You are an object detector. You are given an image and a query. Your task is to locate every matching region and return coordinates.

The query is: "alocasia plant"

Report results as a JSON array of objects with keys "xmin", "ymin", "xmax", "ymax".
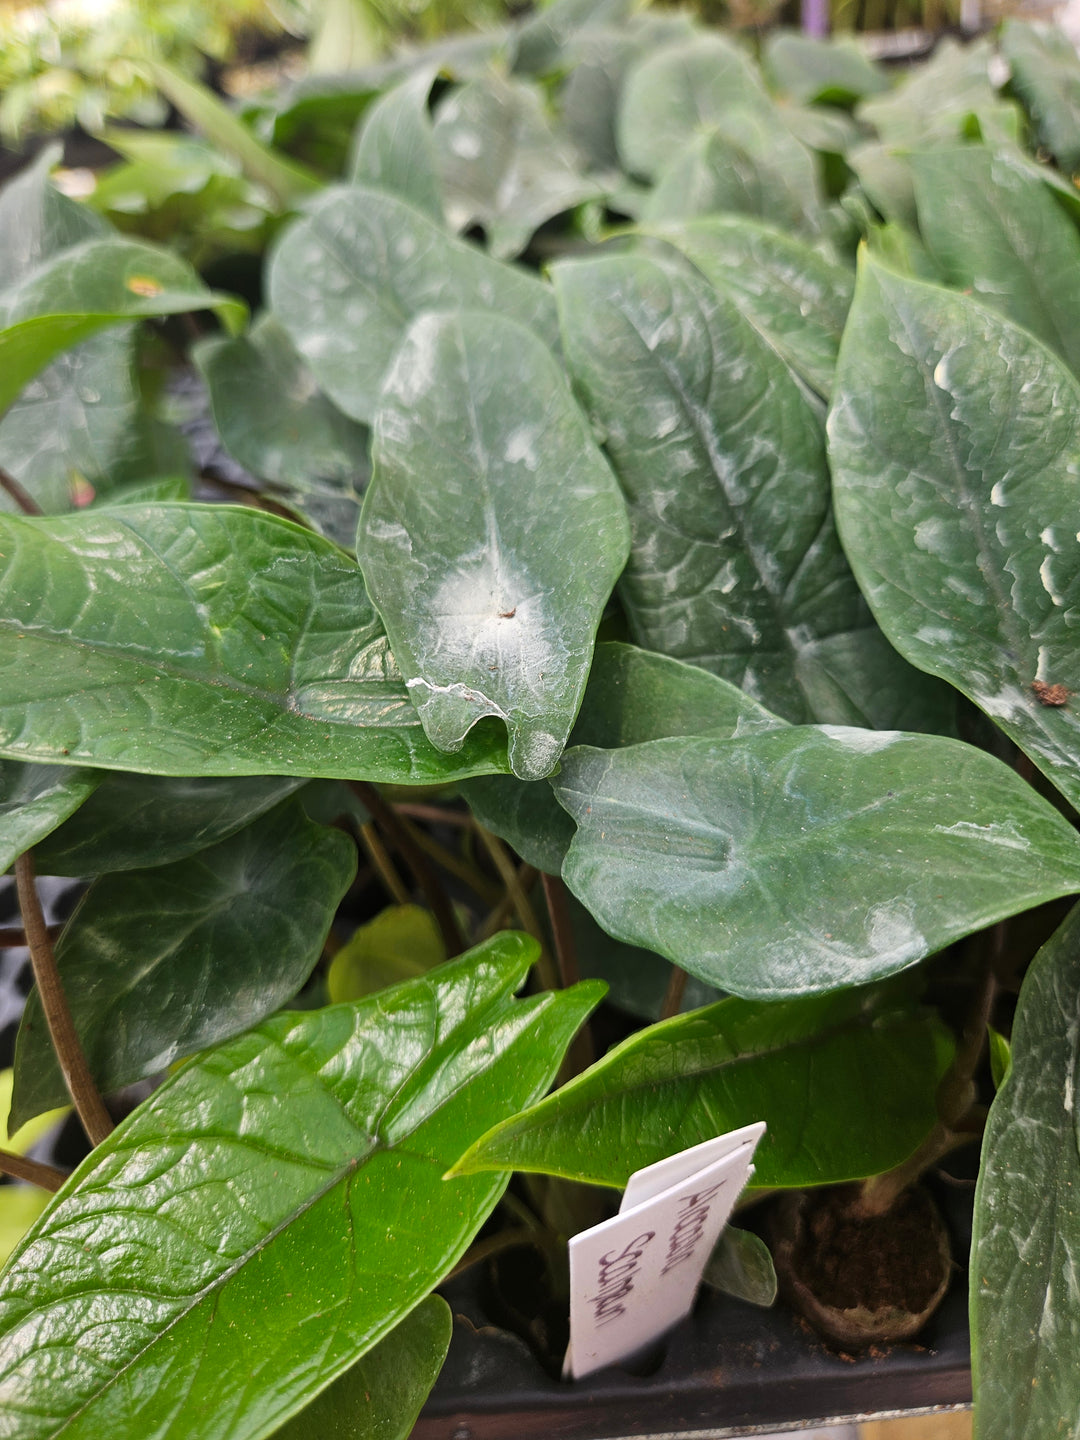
[{"xmin": 1, "ymin": 10, "xmax": 1080, "ymax": 1438}]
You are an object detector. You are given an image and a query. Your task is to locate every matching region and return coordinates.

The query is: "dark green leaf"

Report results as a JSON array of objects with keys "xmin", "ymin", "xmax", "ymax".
[
  {"xmin": 0, "ymin": 936, "xmax": 602, "ymax": 1440},
  {"xmin": 455, "ymin": 981, "xmax": 955, "ymax": 1187},
  {"xmin": 971, "ymin": 901, "xmax": 1080, "ymax": 1440},
  {"xmin": 642, "ymin": 109, "xmax": 825, "ymax": 237},
  {"xmin": 0, "ymin": 236, "xmax": 245, "ymax": 416},
  {"xmin": 512, "ymin": 0, "xmax": 636, "ymax": 74},
  {"xmin": 704, "ymin": 1227, "xmax": 778, "ymax": 1308},
  {"xmin": 0, "ymin": 504, "xmax": 509, "ymax": 782},
  {"xmin": 0, "ymin": 760, "xmax": 99, "ymax": 872},
  {"xmin": 1001, "ymin": 19, "xmax": 1080, "ymax": 176},
  {"xmin": 194, "ymin": 315, "xmax": 371, "ymax": 494},
  {"xmin": 461, "ymin": 772, "xmax": 574, "ymax": 876},
  {"xmin": 34, "ymin": 773, "xmax": 306, "ymax": 875},
  {"xmin": 348, "ymin": 66, "xmax": 442, "ymax": 220},
  {"xmin": 644, "ymin": 214, "xmax": 853, "ymax": 398},
  {"xmin": 432, "ymin": 74, "xmax": 598, "ymax": 259},
  {"xmin": 554, "ymin": 250, "xmax": 951, "ymax": 730},
  {"xmin": 857, "ymin": 37, "xmax": 1016, "ymax": 148},
  {"xmin": 828, "ymin": 256, "xmax": 1080, "ymax": 810},
  {"xmin": 912, "ymin": 145, "xmax": 1080, "ymax": 377},
  {"xmin": 847, "ymin": 141, "xmax": 919, "ymax": 229},
  {"xmin": 268, "ymin": 185, "xmax": 560, "ymax": 424},
  {"xmin": 358, "ymin": 310, "xmax": 629, "ymax": 780},
  {"xmin": 552, "ymin": 727, "xmax": 1080, "ymax": 997},
  {"xmin": 616, "ymin": 34, "xmax": 768, "ymax": 180},
  {"xmin": 764, "ymin": 32, "xmax": 887, "ymax": 105},
  {"xmin": 13, "ymin": 799, "xmax": 357, "ymax": 1127},
  {"xmin": 275, "ymin": 1296, "xmax": 451, "ymax": 1440}
]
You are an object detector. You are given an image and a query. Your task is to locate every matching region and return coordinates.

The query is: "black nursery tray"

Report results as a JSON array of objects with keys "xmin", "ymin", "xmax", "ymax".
[{"xmin": 415, "ymin": 1179, "xmax": 974, "ymax": 1440}]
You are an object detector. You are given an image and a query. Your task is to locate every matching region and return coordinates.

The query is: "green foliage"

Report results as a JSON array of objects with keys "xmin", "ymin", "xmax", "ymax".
[{"xmin": 2, "ymin": 17, "xmax": 1080, "ymax": 1438}]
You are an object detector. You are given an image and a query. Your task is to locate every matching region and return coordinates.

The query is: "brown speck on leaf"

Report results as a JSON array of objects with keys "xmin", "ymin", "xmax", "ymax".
[
  {"xmin": 126, "ymin": 275, "xmax": 163, "ymax": 297},
  {"xmin": 499, "ymin": 608, "xmax": 516, "ymax": 619},
  {"xmin": 1033, "ymin": 680, "xmax": 1071, "ymax": 707}
]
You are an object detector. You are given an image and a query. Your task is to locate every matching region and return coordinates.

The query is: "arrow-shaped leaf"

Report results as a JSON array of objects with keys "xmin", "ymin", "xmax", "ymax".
[
  {"xmin": 12, "ymin": 798, "xmax": 357, "ymax": 1128},
  {"xmin": 358, "ymin": 310, "xmax": 629, "ymax": 780},
  {"xmin": 827, "ymin": 255, "xmax": 1080, "ymax": 809},
  {"xmin": 0, "ymin": 935, "xmax": 602, "ymax": 1440},
  {"xmin": 552, "ymin": 727, "xmax": 1080, "ymax": 997},
  {"xmin": 0, "ymin": 504, "xmax": 509, "ymax": 782}
]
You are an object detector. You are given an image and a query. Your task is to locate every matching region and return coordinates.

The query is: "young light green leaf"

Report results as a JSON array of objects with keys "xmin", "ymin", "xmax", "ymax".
[
  {"xmin": 13, "ymin": 799, "xmax": 357, "ymax": 1128},
  {"xmin": 461, "ymin": 641, "xmax": 785, "ymax": 873},
  {"xmin": 988, "ymin": 1025, "xmax": 1012, "ymax": 1090},
  {"xmin": 911, "ymin": 145, "xmax": 1080, "ymax": 378},
  {"xmin": 0, "ymin": 236, "xmax": 245, "ymax": 416},
  {"xmin": 274, "ymin": 1296, "xmax": 451, "ymax": 1440},
  {"xmin": 645, "ymin": 214, "xmax": 853, "ymax": 398},
  {"xmin": 328, "ymin": 905, "xmax": 446, "ymax": 1001},
  {"xmin": 358, "ymin": 310, "xmax": 629, "ymax": 781},
  {"xmin": 642, "ymin": 109, "xmax": 825, "ymax": 237},
  {"xmin": 1001, "ymin": 19, "xmax": 1080, "ymax": 176},
  {"xmin": 432, "ymin": 74, "xmax": 598, "ymax": 259},
  {"xmin": 763, "ymin": 32, "xmax": 887, "ymax": 105},
  {"xmin": 455, "ymin": 981, "xmax": 954, "ymax": 1187},
  {"xmin": 146, "ymin": 59, "xmax": 322, "ymax": 208},
  {"xmin": 704, "ymin": 1227, "xmax": 778, "ymax": 1308},
  {"xmin": 617, "ymin": 34, "xmax": 769, "ymax": 180},
  {"xmin": 194, "ymin": 315, "xmax": 371, "ymax": 494},
  {"xmin": 553, "ymin": 727, "xmax": 1080, "ymax": 998},
  {"xmin": 0, "ymin": 504, "xmax": 509, "ymax": 782},
  {"xmin": 828, "ymin": 255, "xmax": 1080, "ymax": 810},
  {"xmin": 268, "ymin": 185, "xmax": 559, "ymax": 424},
  {"xmin": 34, "ymin": 773, "xmax": 306, "ymax": 875},
  {"xmin": 0, "ymin": 935, "xmax": 603, "ymax": 1440},
  {"xmin": 0, "ymin": 145, "xmax": 106, "ymax": 293},
  {"xmin": 0, "ymin": 760, "xmax": 99, "ymax": 873},
  {"xmin": 554, "ymin": 250, "xmax": 952, "ymax": 730},
  {"xmin": 971, "ymin": 901, "xmax": 1080, "ymax": 1440},
  {"xmin": 348, "ymin": 65, "xmax": 442, "ymax": 220}
]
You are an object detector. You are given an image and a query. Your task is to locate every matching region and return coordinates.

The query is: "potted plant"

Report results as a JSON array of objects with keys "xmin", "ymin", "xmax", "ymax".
[{"xmin": 0, "ymin": 9, "xmax": 1077, "ymax": 1438}]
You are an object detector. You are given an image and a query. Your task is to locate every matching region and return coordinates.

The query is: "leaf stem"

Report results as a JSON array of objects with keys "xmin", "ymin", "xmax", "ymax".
[
  {"xmin": 446, "ymin": 1226, "xmax": 538, "ymax": 1280},
  {"xmin": 0, "ymin": 466, "xmax": 43, "ymax": 517},
  {"xmin": 401, "ymin": 818, "xmax": 502, "ymax": 905},
  {"xmin": 474, "ymin": 827, "xmax": 559, "ymax": 992},
  {"xmin": 358, "ymin": 821, "xmax": 411, "ymax": 907},
  {"xmin": 394, "ymin": 802, "xmax": 472, "ymax": 828},
  {"xmin": 478, "ymin": 864, "xmax": 538, "ymax": 939},
  {"xmin": 540, "ymin": 874, "xmax": 579, "ymax": 988},
  {"xmin": 350, "ymin": 782, "xmax": 465, "ymax": 955},
  {"xmin": 659, "ymin": 964, "xmax": 688, "ymax": 1021},
  {"xmin": 14, "ymin": 853, "xmax": 113, "ymax": 1148},
  {"xmin": 0, "ymin": 925, "xmax": 62, "ymax": 948},
  {"xmin": 0, "ymin": 1149, "xmax": 67, "ymax": 1192}
]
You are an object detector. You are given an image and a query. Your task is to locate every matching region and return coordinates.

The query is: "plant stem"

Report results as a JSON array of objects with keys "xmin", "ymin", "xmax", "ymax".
[
  {"xmin": 400, "ymin": 817, "xmax": 502, "ymax": 905},
  {"xmin": 474, "ymin": 827, "xmax": 559, "ymax": 992},
  {"xmin": 14, "ymin": 853, "xmax": 113, "ymax": 1148},
  {"xmin": 446, "ymin": 1226, "xmax": 538, "ymax": 1280},
  {"xmin": 358, "ymin": 821, "xmax": 411, "ymax": 906},
  {"xmin": 541, "ymin": 872, "xmax": 594, "ymax": 1075},
  {"xmin": 0, "ymin": 925, "xmax": 62, "ymax": 948},
  {"xmin": 350, "ymin": 782, "xmax": 465, "ymax": 955},
  {"xmin": 478, "ymin": 864, "xmax": 538, "ymax": 939},
  {"xmin": 393, "ymin": 802, "xmax": 472, "ymax": 828},
  {"xmin": 0, "ymin": 1149, "xmax": 67, "ymax": 1192},
  {"xmin": 659, "ymin": 965, "xmax": 688, "ymax": 1021},
  {"xmin": 0, "ymin": 466, "xmax": 43, "ymax": 517}
]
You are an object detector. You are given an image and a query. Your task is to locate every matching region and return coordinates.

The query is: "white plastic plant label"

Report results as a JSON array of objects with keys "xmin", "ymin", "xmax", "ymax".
[{"xmin": 564, "ymin": 1122, "xmax": 765, "ymax": 1380}]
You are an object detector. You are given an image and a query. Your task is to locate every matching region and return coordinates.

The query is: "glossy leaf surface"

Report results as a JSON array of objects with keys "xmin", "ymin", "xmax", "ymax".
[
  {"xmin": 456, "ymin": 982, "xmax": 954, "ymax": 1187},
  {"xmin": 617, "ymin": 34, "xmax": 768, "ymax": 179},
  {"xmin": 0, "ymin": 236, "xmax": 244, "ymax": 415},
  {"xmin": 268, "ymin": 185, "xmax": 559, "ymax": 424},
  {"xmin": 0, "ymin": 761, "xmax": 99, "ymax": 873},
  {"xmin": 911, "ymin": 145, "xmax": 1080, "ymax": 377},
  {"xmin": 1001, "ymin": 19, "xmax": 1080, "ymax": 176},
  {"xmin": 828, "ymin": 256, "xmax": 1080, "ymax": 809},
  {"xmin": 554, "ymin": 250, "xmax": 950, "ymax": 730},
  {"xmin": 0, "ymin": 936, "xmax": 602, "ymax": 1440},
  {"xmin": 358, "ymin": 310, "xmax": 629, "ymax": 780},
  {"xmin": 13, "ymin": 800, "xmax": 357, "ymax": 1126},
  {"xmin": 275, "ymin": 1297, "xmax": 451, "ymax": 1440},
  {"xmin": 460, "ymin": 640, "xmax": 784, "ymax": 871},
  {"xmin": 432, "ymin": 74, "xmax": 597, "ymax": 259},
  {"xmin": 35, "ymin": 773, "xmax": 305, "ymax": 875},
  {"xmin": 194, "ymin": 315, "xmax": 371, "ymax": 493},
  {"xmin": 553, "ymin": 727, "xmax": 1080, "ymax": 997},
  {"xmin": 971, "ymin": 901, "xmax": 1080, "ymax": 1440},
  {"xmin": 0, "ymin": 505, "xmax": 509, "ymax": 781},
  {"xmin": 349, "ymin": 66, "xmax": 442, "ymax": 219},
  {"xmin": 646, "ymin": 215, "xmax": 853, "ymax": 398}
]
